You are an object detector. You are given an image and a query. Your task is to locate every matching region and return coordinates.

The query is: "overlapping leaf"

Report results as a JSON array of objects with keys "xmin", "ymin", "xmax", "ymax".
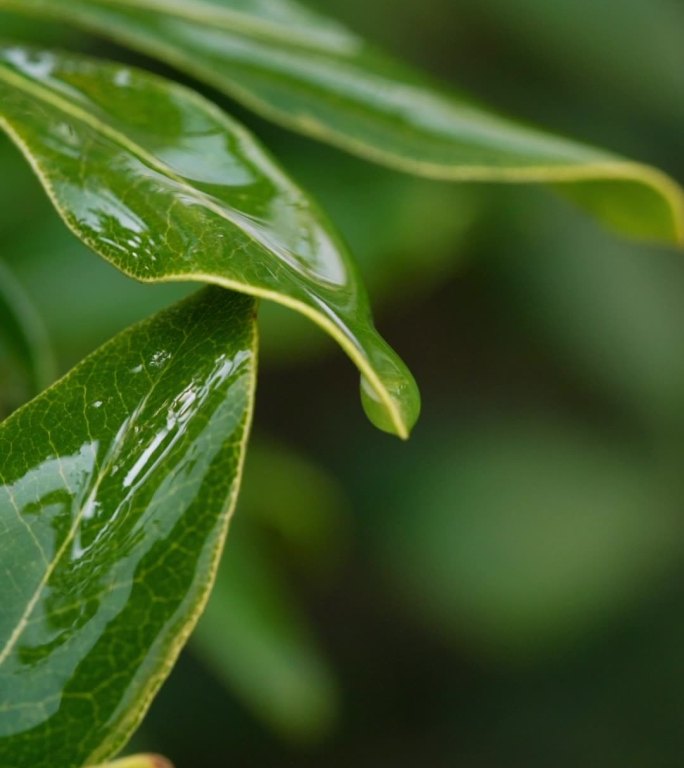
[
  {"xmin": 0, "ymin": 45, "xmax": 419, "ymax": 438},
  {"xmin": 0, "ymin": 0, "xmax": 681, "ymax": 243},
  {"xmin": 0, "ymin": 287, "xmax": 257, "ymax": 768}
]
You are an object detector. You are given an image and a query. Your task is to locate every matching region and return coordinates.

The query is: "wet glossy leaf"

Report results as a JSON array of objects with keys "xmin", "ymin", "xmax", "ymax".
[
  {"xmin": 0, "ymin": 44, "xmax": 418, "ymax": 438},
  {"xmin": 0, "ymin": 287, "xmax": 257, "ymax": 768},
  {"xmin": 1, "ymin": 0, "xmax": 681, "ymax": 243},
  {"xmin": 91, "ymin": 755, "xmax": 173, "ymax": 768},
  {"xmin": 376, "ymin": 416, "xmax": 682, "ymax": 657}
]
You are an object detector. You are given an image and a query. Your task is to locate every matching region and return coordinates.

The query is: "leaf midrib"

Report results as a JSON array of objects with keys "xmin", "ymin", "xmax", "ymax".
[{"xmin": 0, "ymin": 322, "xmax": 193, "ymax": 670}]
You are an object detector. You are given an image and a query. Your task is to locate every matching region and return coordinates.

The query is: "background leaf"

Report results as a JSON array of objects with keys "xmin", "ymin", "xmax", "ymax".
[
  {"xmin": 4, "ymin": 1, "xmax": 684, "ymax": 765},
  {"xmin": 0, "ymin": 0, "xmax": 681, "ymax": 243},
  {"xmin": 91, "ymin": 755, "xmax": 173, "ymax": 768},
  {"xmin": 0, "ymin": 287, "xmax": 257, "ymax": 768},
  {"xmin": 0, "ymin": 259, "xmax": 55, "ymax": 416},
  {"xmin": 257, "ymin": 149, "xmax": 480, "ymax": 364},
  {"xmin": 0, "ymin": 44, "xmax": 418, "ymax": 438},
  {"xmin": 187, "ymin": 437, "xmax": 348, "ymax": 741}
]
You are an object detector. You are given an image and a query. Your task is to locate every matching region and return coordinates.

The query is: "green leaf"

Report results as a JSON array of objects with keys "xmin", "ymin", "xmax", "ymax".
[
  {"xmin": 187, "ymin": 440, "xmax": 345, "ymax": 741},
  {"xmin": 488, "ymin": 193, "xmax": 684, "ymax": 432},
  {"xmin": 0, "ymin": 259, "xmax": 55, "ymax": 413},
  {"xmin": 257, "ymin": 152, "xmax": 480, "ymax": 364},
  {"xmin": 0, "ymin": 0, "xmax": 681, "ymax": 244},
  {"xmin": 2, "ymin": 214, "xmax": 194, "ymax": 371},
  {"xmin": 0, "ymin": 45, "xmax": 419, "ymax": 439},
  {"xmin": 0, "ymin": 287, "xmax": 257, "ymax": 767}
]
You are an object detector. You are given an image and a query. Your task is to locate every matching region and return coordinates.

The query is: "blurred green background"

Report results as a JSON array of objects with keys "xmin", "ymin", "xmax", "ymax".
[{"xmin": 2, "ymin": 1, "xmax": 684, "ymax": 765}]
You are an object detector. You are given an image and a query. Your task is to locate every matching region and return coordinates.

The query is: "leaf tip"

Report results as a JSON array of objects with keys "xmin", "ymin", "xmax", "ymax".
[{"xmin": 360, "ymin": 368, "xmax": 421, "ymax": 440}]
